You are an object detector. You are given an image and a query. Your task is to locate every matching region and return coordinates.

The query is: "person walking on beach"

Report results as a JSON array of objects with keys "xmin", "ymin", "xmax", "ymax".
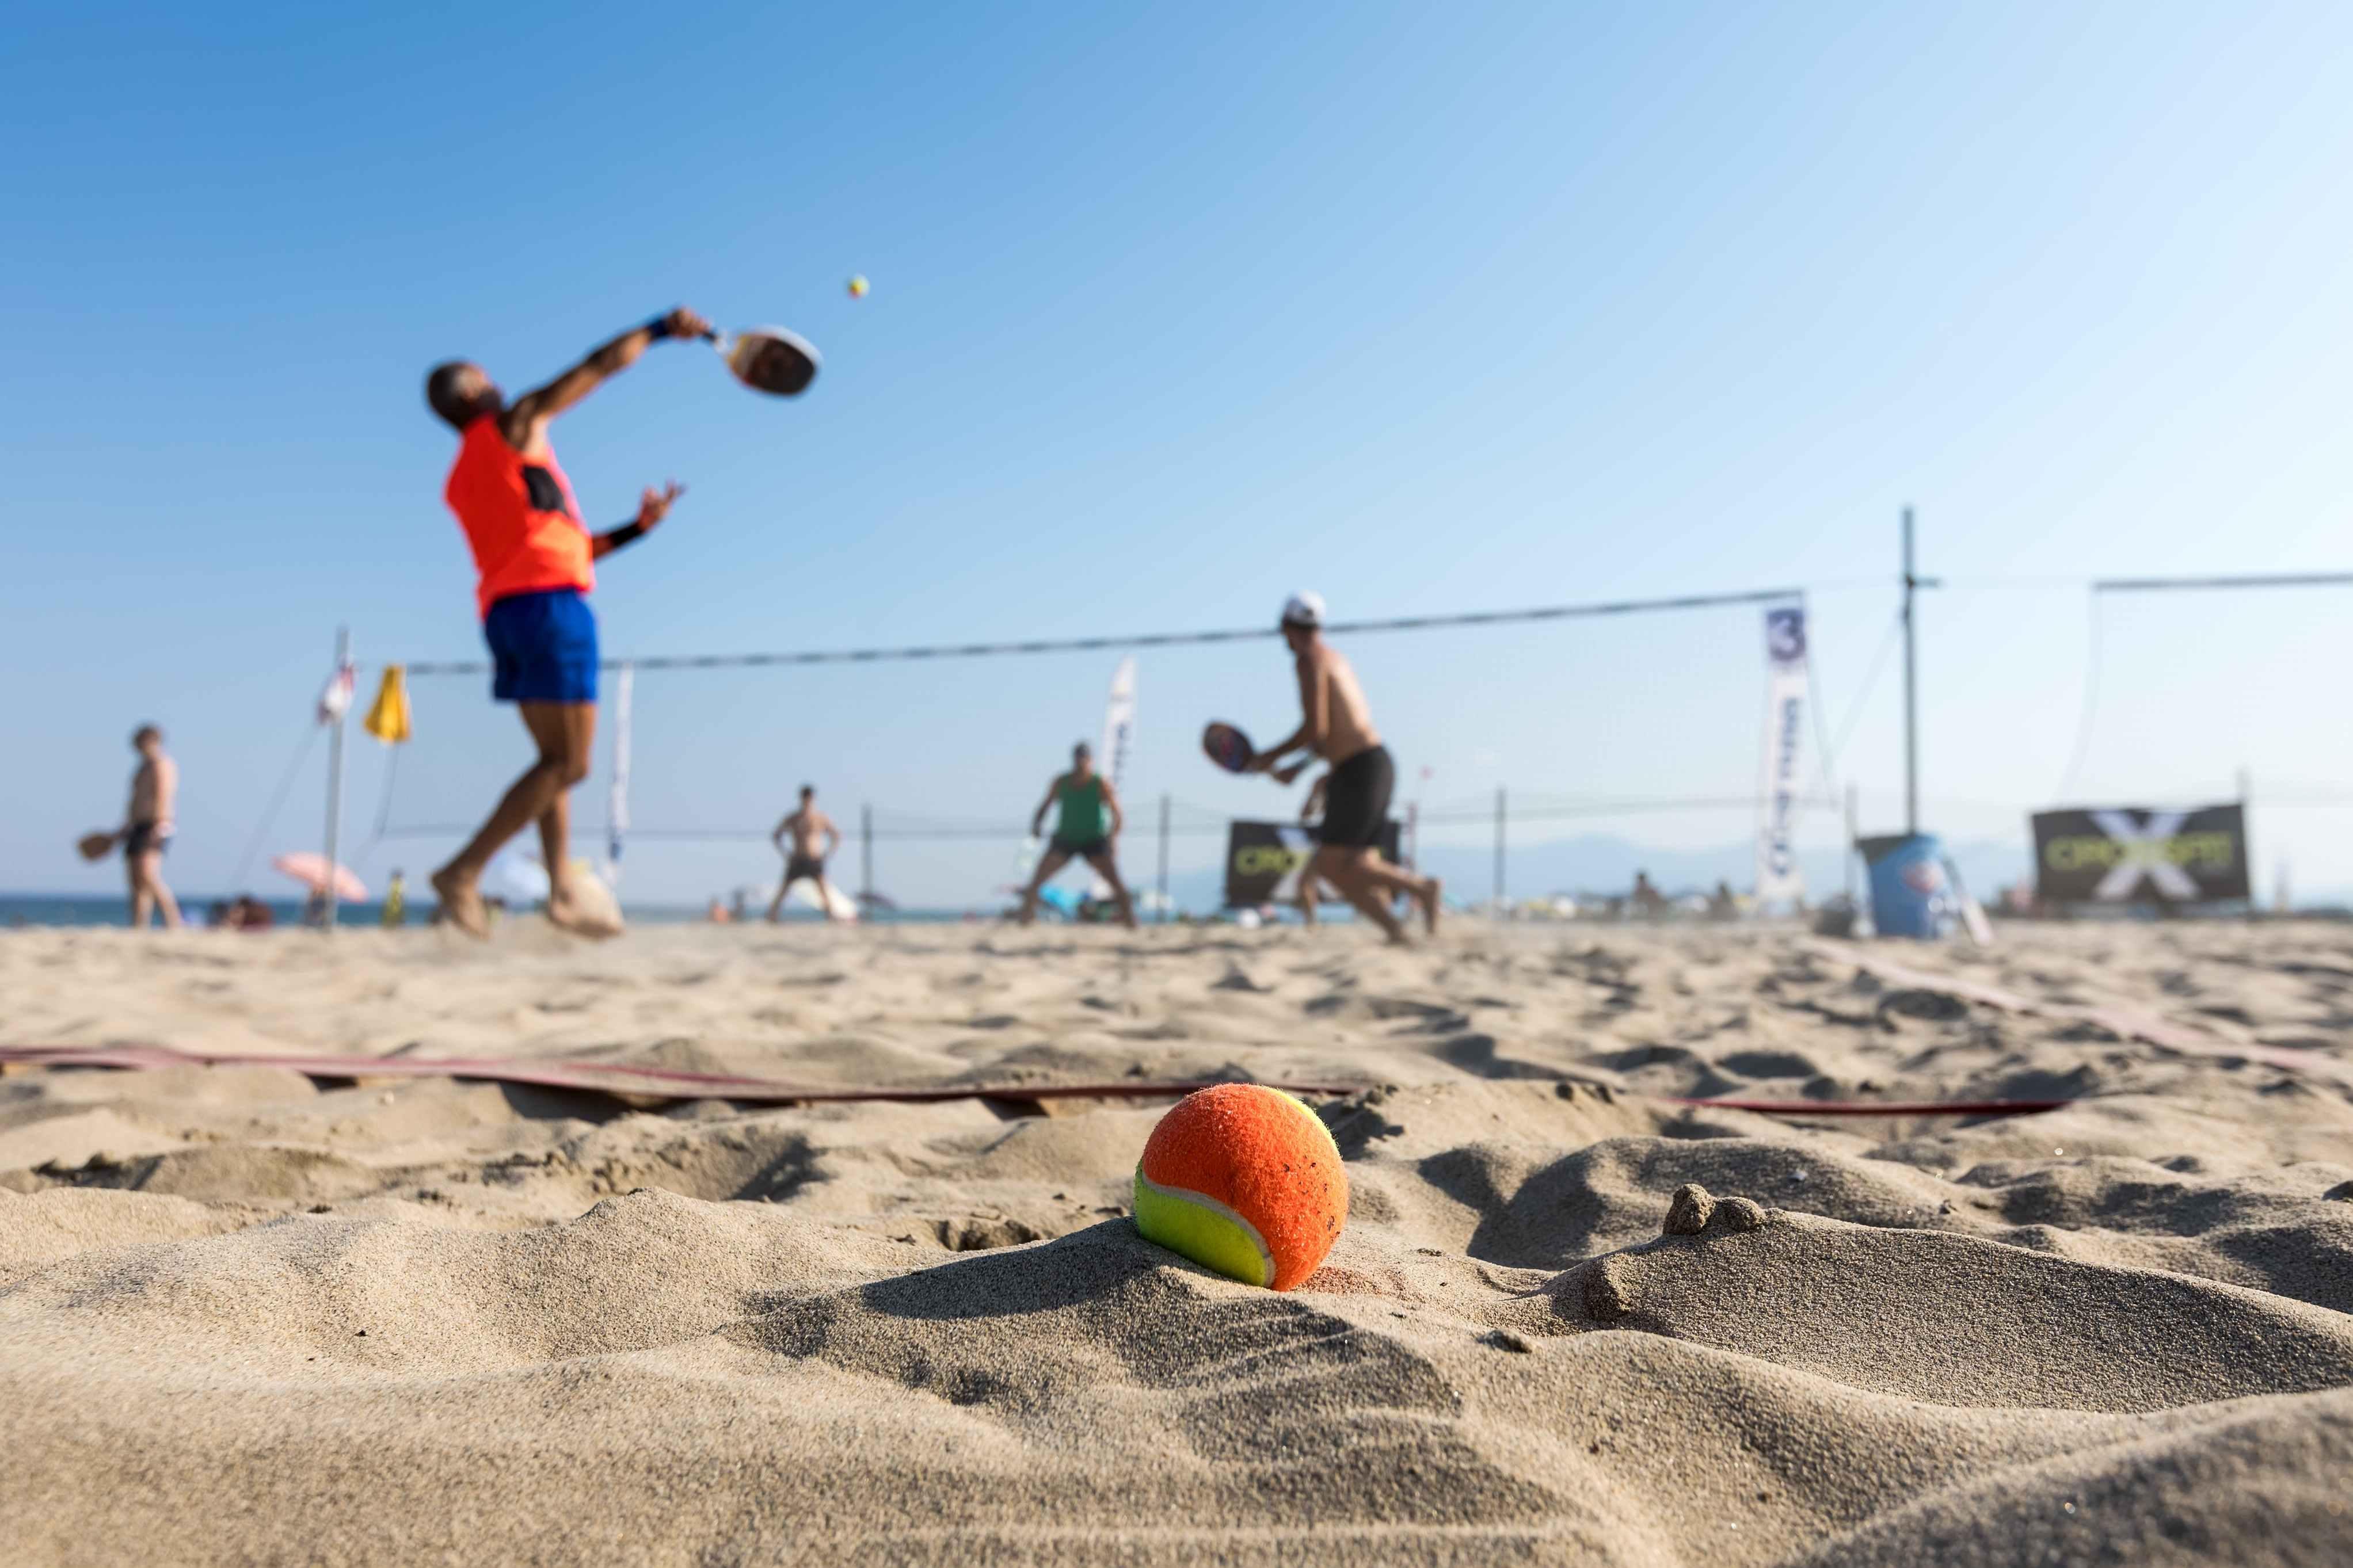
[
  {"xmin": 1246, "ymin": 593, "xmax": 1441, "ymax": 944},
  {"xmin": 420, "ymin": 306, "xmax": 709, "ymax": 938},
  {"xmin": 767, "ymin": 785, "xmax": 847, "ymax": 922},
  {"xmin": 1018, "ymin": 742, "xmax": 1139, "ymax": 929},
  {"xmin": 119, "ymin": 724, "xmax": 182, "ymax": 929}
]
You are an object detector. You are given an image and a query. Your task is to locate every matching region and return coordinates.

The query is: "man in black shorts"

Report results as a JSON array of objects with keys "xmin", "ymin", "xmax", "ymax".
[
  {"xmin": 767, "ymin": 785, "xmax": 848, "ymax": 921},
  {"xmin": 1247, "ymin": 593, "xmax": 1440, "ymax": 942},
  {"xmin": 1017, "ymin": 742, "xmax": 1139, "ymax": 929}
]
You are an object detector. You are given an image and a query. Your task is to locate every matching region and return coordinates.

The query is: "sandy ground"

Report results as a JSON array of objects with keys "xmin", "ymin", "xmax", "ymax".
[{"xmin": 4, "ymin": 917, "xmax": 2353, "ymax": 1566}]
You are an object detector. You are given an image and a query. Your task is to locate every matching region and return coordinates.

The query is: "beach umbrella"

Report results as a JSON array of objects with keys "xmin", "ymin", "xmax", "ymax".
[{"xmin": 270, "ymin": 853, "xmax": 366, "ymax": 902}]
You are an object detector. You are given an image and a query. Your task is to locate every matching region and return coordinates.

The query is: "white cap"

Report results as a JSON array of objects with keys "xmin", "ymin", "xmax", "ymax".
[{"xmin": 1280, "ymin": 590, "xmax": 1326, "ymax": 629}]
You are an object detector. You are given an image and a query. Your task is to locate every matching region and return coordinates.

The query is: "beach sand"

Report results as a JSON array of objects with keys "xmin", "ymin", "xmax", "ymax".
[{"xmin": 3, "ymin": 918, "xmax": 2351, "ymax": 1565}]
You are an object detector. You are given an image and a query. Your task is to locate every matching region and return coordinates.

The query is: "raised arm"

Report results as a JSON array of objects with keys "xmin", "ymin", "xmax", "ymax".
[
  {"xmin": 591, "ymin": 482, "xmax": 685, "ymax": 560},
  {"xmin": 500, "ymin": 307, "xmax": 710, "ymax": 447}
]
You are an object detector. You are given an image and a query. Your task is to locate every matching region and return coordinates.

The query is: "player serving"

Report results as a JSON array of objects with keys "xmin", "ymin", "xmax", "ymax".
[
  {"xmin": 1247, "ymin": 592, "xmax": 1441, "ymax": 943},
  {"xmin": 420, "ymin": 307, "xmax": 710, "ymax": 938}
]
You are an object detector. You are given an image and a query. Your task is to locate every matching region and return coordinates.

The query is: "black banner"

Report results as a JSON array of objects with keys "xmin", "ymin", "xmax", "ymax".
[
  {"xmin": 1224, "ymin": 819, "xmax": 1403, "ymax": 908},
  {"xmin": 2030, "ymin": 804, "xmax": 2250, "ymax": 904}
]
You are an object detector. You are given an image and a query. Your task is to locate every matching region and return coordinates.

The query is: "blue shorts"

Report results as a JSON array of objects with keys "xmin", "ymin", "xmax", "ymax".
[{"xmin": 484, "ymin": 589, "xmax": 599, "ymax": 705}]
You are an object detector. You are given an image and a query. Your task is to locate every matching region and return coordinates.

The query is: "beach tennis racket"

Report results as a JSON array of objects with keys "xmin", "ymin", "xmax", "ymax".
[
  {"xmin": 1202, "ymin": 722, "xmax": 1254, "ymax": 773},
  {"xmin": 702, "ymin": 326, "xmax": 820, "ymax": 397},
  {"xmin": 76, "ymin": 830, "xmax": 117, "ymax": 862}
]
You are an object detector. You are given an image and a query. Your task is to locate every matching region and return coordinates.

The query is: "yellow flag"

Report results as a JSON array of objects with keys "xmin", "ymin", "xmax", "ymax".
[{"xmin": 363, "ymin": 665, "xmax": 412, "ymax": 745}]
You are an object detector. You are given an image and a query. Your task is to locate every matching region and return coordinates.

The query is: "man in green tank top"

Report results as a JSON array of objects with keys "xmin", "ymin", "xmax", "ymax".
[{"xmin": 1016, "ymin": 741, "xmax": 1139, "ymax": 929}]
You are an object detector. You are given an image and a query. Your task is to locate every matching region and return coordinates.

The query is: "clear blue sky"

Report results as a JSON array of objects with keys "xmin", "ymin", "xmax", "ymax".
[{"xmin": 9, "ymin": 1, "xmax": 2353, "ymax": 906}]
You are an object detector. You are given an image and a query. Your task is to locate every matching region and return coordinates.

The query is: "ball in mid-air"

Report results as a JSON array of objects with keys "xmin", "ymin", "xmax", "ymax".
[
  {"xmin": 1133, "ymin": 1084, "xmax": 1347, "ymax": 1290},
  {"xmin": 846, "ymin": 274, "xmax": 869, "ymax": 298}
]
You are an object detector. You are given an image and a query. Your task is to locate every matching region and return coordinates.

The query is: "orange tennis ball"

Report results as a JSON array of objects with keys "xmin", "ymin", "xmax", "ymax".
[{"xmin": 1133, "ymin": 1084, "xmax": 1347, "ymax": 1290}]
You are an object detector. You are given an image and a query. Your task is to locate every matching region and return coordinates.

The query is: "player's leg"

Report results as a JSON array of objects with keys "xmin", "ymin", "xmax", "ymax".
[
  {"xmin": 531, "ymin": 701, "xmax": 600, "ymax": 930},
  {"xmin": 435, "ymin": 592, "xmax": 599, "ymax": 938},
  {"xmin": 1311, "ymin": 846, "xmax": 1410, "ymax": 943},
  {"xmin": 818, "ymin": 861, "xmax": 850, "ymax": 921},
  {"xmin": 1349, "ymin": 852, "xmax": 1441, "ymax": 935},
  {"xmin": 146, "ymin": 848, "xmax": 183, "ymax": 930},
  {"xmin": 125, "ymin": 846, "xmax": 150, "ymax": 929},
  {"xmin": 433, "ymin": 703, "xmax": 580, "ymax": 936},
  {"xmin": 1084, "ymin": 847, "xmax": 1139, "ymax": 930},
  {"xmin": 1018, "ymin": 846, "xmax": 1075, "ymax": 925}
]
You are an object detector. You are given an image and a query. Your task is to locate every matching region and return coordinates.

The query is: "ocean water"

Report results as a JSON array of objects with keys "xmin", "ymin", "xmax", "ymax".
[{"xmin": 0, "ymin": 894, "xmax": 980, "ymax": 930}]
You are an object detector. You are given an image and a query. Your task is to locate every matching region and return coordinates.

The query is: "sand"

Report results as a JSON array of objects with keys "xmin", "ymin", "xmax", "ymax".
[{"xmin": 3, "ymin": 918, "xmax": 2352, "ymax": 1565}]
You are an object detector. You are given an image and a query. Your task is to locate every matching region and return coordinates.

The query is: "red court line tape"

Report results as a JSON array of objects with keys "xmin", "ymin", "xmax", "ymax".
[
  {"xmin": 0, "ymin": 1044, "xmax": 2066, "ymax": 1118},
  {"xmin": 1669, "ymin": 1096, "xmax": 2065, "ymax": 1117},
  {"xmin": 0, "ymin": 1044, "xmax": 1358, "ymax": 1105}
]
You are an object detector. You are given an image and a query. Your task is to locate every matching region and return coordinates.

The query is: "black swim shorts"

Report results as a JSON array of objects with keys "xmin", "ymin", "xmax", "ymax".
[{"xmin": 1317, "ymin": 746, "xmax": 1395, "ymax": 850}]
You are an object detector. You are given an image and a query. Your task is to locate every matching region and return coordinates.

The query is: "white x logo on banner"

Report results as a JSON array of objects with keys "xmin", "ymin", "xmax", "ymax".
[{"xmin": 2089, "ymin": 811, "xmax": 2199, "ymax": 901}]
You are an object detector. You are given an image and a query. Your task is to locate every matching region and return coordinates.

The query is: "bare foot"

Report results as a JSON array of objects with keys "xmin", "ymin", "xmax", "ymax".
[
  {"xmin": 1419, "ymin": 878, "xmax": 1444, "ymax": 937},
  {"xmin": 431, "ymin": 866, "xmax": 490, "ymax": 939},
  {"xmin": 546, "ymin": 886, "xmax": 624, "ymax": 940}
]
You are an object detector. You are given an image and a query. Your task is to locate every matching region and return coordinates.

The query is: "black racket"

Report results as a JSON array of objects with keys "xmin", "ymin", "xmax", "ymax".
[
  {"xmin": 1202, "ymin": 721, "xmax": 1254, "ymax": 773},
  {"xmin": 702, "ymin": 326, "xmax": 820, "ymax": 397}
]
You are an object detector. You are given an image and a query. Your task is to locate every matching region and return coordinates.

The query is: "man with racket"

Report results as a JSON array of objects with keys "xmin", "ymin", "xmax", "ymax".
[
  {"xmin": 1246, "ymin": 593, "xmax": 1441, "ymax": 943},
  {"xmin": 420, "ymin": 307, "xmax": 709, "ymax": 938}
]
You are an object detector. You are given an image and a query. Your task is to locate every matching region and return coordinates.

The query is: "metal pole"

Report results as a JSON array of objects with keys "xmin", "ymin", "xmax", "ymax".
[
  {"xmin": 322, "ymin": 625, "xmax": 349, "ymax": 934},
  {"xmin": 1493, "ymin": 787, "xmax": 1506, "ymax": 910},
  {"xmin": 1902, "ymin": 508, "xmax": 1918, "ymax": 835},
  {"xmin": 1156, "ymin": 793, "xmax": 1170, "ymax": 923},
  {"xmin": 1406, "ymin": 802, "xmax": 1419, "ymax": 871},
  {"xmin": 2238, "ymin": 766, "xmax": 2255, "ymax": 911},
  {"xmin": 1844, "ymin": 782, "xmax": 1860, "ymax": 905},
  {"xmin": 861, "ymin": 803, "xmax": 873, "ymax": 906}
]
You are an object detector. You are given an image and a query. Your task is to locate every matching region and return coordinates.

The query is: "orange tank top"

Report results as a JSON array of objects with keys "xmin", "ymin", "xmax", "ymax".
[{"xmin": 444, "ymin": 415, "xmax": 595, "ymax": 617}]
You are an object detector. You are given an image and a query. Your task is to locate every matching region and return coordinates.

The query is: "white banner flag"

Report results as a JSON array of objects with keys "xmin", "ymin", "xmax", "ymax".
[
  {"xmin": 1093, "ymin": 658, "xmax": 1138, "ymax": 900},
  {"xmin": 1755, "ymin": 607, "xmax": 1807, "ymax": 905},
  {"xmin": 1101, "ymin": 657, "xmax": 1137, "ymax": 792}
]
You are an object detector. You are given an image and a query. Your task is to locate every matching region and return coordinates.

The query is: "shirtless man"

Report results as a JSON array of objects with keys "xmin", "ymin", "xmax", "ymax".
[
  {"xmin": 119, "ymin": 725, "xmax": 182, "ymax": 929},
  {"xmin": 420, "ymin": 306, "xmax": 710, "ymax": 937},
  {"xmin": 1018, "ymin": 742, "xmax": 1139, "ymax": 930},
  {"xmin": 767, "ymin": 785, "xmax": 847, "ymax": 921},
  {"xmin": 1247, "ymin": 593, "xmax": 1440, "ymax": 943}
]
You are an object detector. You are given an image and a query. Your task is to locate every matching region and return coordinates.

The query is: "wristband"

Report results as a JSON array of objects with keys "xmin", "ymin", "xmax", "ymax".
[
  {"xmin": 603, "ymin": 520, "xmax": 648, "ymax": 551},
  {"xmin": 645, "ymin": 315, "xmax": 675, "ymax": 341}
]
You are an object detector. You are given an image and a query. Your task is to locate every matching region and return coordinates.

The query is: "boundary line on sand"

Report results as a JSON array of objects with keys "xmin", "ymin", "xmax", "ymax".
[{"xmin": 0, "ymin": 1043, "xmax": 2065, "ymax": 1119}]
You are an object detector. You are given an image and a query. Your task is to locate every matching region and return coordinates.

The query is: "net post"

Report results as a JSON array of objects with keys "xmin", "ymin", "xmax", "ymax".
[
  {"xmin": 1844, "ymin": 782, "xmax": 1860, "ymax": 905},
  {"xmin": 1156, "ymin": 793, "xmax": 1170, "ymax": 924},
  {"xmin": 322, "ymin": 625, "xmax": 350, "ymax": 935},
  {"xmin": 1493, "ymin": 787, "xmax": 1506, "ymax": 911},
  {"xmin": 861, "ymin": 803, "xmax": 874, "ymax": 908},
  {"xmin": 2238, "ymin": 766, "xmax": 2255, "ymax": 909}
]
